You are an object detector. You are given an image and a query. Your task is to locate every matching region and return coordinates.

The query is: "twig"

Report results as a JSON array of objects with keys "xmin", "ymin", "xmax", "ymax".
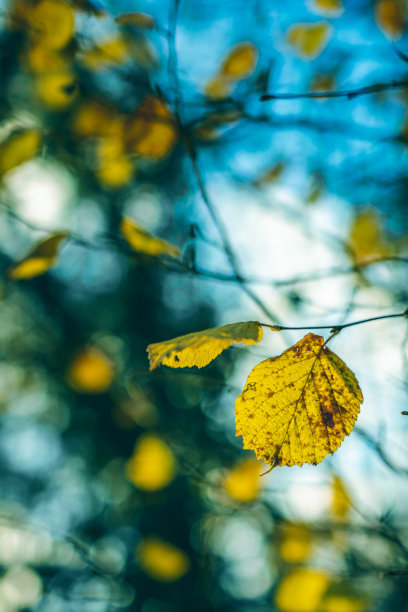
[
  {"xmin": 259, "ymin": 311, "xmax": 407, "ymax": 333},
  {"xmin": 260, "ymin": 79, "xmax": 408, "ymax": 102}
]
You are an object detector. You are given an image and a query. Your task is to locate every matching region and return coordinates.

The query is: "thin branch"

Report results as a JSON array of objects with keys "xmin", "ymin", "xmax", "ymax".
[
  {"xmin": 260, "ymin": 79, "xmax": 408, "ymax": 102},
  {"xmin": 260, "ymin": 311, "xmax": 407, "ymax": 333}
]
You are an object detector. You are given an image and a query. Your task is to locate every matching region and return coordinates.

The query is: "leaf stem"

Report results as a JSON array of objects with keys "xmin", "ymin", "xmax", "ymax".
[{"xmin": 260, "ymin": 312, "xmax": 407, "ymax": 333}]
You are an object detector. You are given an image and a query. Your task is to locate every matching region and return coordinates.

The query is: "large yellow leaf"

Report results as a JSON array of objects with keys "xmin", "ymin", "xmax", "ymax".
[
  {"xmin": 375, "ymin": 0, "xmax": 405, "ymax": 40},
  {"xmin": 287, "ymin": 22, "xmax": 332, "ymax": 59},
  {"xmin": 235, "ymin": 333, "xmax": 363, "ymax": 468},
  {"xmin": 147, "ymin": 321, "xmax": 263, "ymax": 371},
  {"xmin": 121, "ymin": 218, "xmax": 180, "ymax": 258},
  {"xmin": 0, "ymin": 129, "xmax": 41, "ymax": 176},
  {"xmin": 8, "ymin": 231, "xmax": 69, "ymax": 280}
]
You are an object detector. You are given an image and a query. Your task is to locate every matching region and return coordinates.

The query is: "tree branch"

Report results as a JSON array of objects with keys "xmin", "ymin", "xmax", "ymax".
[{"xmin": 260, "ymin": 79, "xmax": 408, "ymax": 102}]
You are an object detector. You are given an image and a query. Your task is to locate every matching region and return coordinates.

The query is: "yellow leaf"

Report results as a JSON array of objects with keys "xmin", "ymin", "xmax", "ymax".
[
  {"xmin": 331, "ymin": 475, "xmax": 351, "ymax": 519},
  {"xmin": 220, "ymin": 42, "xmax": 258, "ymax": 80},
  {"xmin": 125, "ymin": 96, "xmax": 178, "ymax": 160},
  {"xmin": 8, "ymin": 231, "xmax": 68, "ymax": 280},
  {"xmin": 115, "ymin": 12, "xmax": 154, "ymax": 29},
  {"xmin": 279, "ymin": 522, "xmax": 312, "ymax": 563},
  {"xmin": 275, "ymin": 569, "xmax": 329, "ymax": 612},
  {"xmin": 147, "ymin": 321, "xmax": 263, "ymax": 371},
  {"xmin": 0, "ymin": 129, "xmax": 41, "ymax": 176},
  {"xmin": 126, "ymin": 435, "xmax": 176, "ymax": 491},
  {"xmin": 27, "ymin": 0, "xmax": 75, "ymax": 50},
  {"xmin": 375, "ymin": 0, "xmax": 405, "ymax": 40},
  {"xmin": 137, "ymin": 537, "xmax": 190, "ymax": 582},
  {"xmin": 235, "ymin": 333, "xmax": 363, "ymax": 468},
  {"xmin": 287, "ymin": 22, "xmax": 332, "ymax": 59},
  {"xmin": 66, "ymin": 347, "xmax": 114, "ymax": 393},
  {"xmin": 26, "ymin": 44, "xmax": 69, "ymax": 73},
  {"xmin": 72, "ymin": 100, "xmax": 115, "ymax": 137},
  {"xmin": 224, "ymin": 458, "xmax": 262, "ymax": 502},
  {"xmin": 81, "ymin": 37, "xmax": 129, "ymax": 70},
  {"xmin": 255, "ymin": 161, "xmax": 285, "ymax": 185},
  {"xmin": 204, "ymin": 75, "xmax": 232, "ymax": 100},
  {"xmin": 321, "ymin": 595, "xmax": 367, "ymax": 612},
  {"xmin": 310, "ymin": 73, "xmax": 336, "ymax": 93},
  {"xmin": 310, "ymin": 0, "xmax": 344, "ymax": 17},
  {"xmin": 97, "ymin": 156, "xmax": 133, "ymax": 188},
  {"xmin": 35, "ymin": 70, "xmax": 78, "ymax": 109},
  {"xmin": 121, "ymin": 218, "xmax": 180, "ymax": 258},
  {"xmin": 348, "ymin": 210, "xmax": 392, "ymax": 266}
]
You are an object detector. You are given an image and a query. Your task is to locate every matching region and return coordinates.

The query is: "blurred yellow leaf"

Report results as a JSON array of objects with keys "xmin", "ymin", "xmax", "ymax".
[
  {"xmin": 138, "ymin": 537, "xmax": 190, "ymax": 582},
  {"xmin": 147, "ymin": 321, "xmax": 263, "ymax": 371},
  {"xmin": 331, "ymin": 475, "xmax": 351, "ymax": 519},
  {"xmin": 279, "ymin": 523, "xmax": 312, "ymax": 563},
  {"xmin": 348, "ymin": 209, "xmax": 393, "ymax": 266},
  {"xmin": 27, "ymin": 0, "xmax": 75, "ymax": 49},
  {"xmin": 375, "ymin": 0, "xmax": 405, "ymax": 40},
  {"xmin": 125, "ymin": 96, "xmax": 177, "ymax": 160},
  {"xmin": 35, "ymin": 70, "xmax": 78, "ymax": 109},
  {"xmin": 26, "ymin": 44, "xmax": 69, "ymax": 72},
  {"xmin": 306, "ymin": 172, "xmax": 325, "ymax": 204},
  {"xmin": 255, "ymin": 161, "xmax": 285, "ymax": 185},
  {"xmin": 310, "ymin": 73, "xmax": 336, "ymax": 93},
  {"xmin": 126, "ymin": 435, "xmax": 176, "ymax": 491},
  {"xmin": 311, "ymin": 0, "xmax": 344, "ymax": 17},
  {"xmin": 97, "ymin": 155, "xmax": 133, "ymax": 188},
  {"xmin": 8, "ymin": 231, "xmax": 68, "ymax": 280},
  {"xmin": 204, "ymin": 76, "xmax": 232, "ymax": 100},
  {"xmin": 81, "ymin": 37, "xmax": 129, "ymax": 70},
  {"xmin": 287, "ymin": 22, "xmax": 332, "ymax": 59},
  {"xmin": 73, "ymin": 100, "xmax": 115, "ymax": 137},
  {"xmin": 275, "ymin": 569, "xmax": 329, "ymax": 612},
  {"xmin": 220, "ymin": 42, "xmax": 258, "ymax": 80},
  {"xmin": 321, "ymin": 595, "xmax": 367, "ymax": 612},
  {"xmin": 115, "ymin": 12, "xmax": 154, "ymax": 29},
  {"xmin": 235, "ymin": 333, "xmax": 363, "ymax": 468},
  {"xmin": 0, "ymin": 129, "xmax": 41, "ymax": 176},
  {"xmin": 121, "ymin": 217, "xmax": 180, "ymax": 258},
  {"xmin": 66, "ymin": 347, "xmax": 114, "ymax": 393},
  {"xmin": 224, "ymin": 458, "xmax": 262, "ymax": 502}
]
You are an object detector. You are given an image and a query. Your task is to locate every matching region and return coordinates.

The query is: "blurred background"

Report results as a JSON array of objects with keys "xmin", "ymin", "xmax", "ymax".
[{"xmin": 0, "ymin": 0, "xmax": 408, "ymax": 610}]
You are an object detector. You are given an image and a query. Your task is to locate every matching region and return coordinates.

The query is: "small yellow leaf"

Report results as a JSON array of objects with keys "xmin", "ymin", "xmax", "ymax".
[
  {"xmin": 121, "ymin": 218, "xmax": 180, "ymax": 258},
  {"xmin": 375, "ymin": 0, "xmax": 405, "ymax": 40},
  {"xmin": 224, "ymin": 458, "xmax": 262, "ymax": 502},
  {"xmin": 81, "ymin": 37, "xmax": 129, "ymax": 70},
  {"xmin": 331, "ymin": 475, "xmax": 351, "ymax": 519},
  {"xmin": 235, "ymin": 333, "xmax": 363, "ymax": 468},
  {"xmin": 35, "ymin": 70, "xmax": 78, "ymax": 109},
  {"xmin": 66, "ymin": 347, "xmax": 114, "ymax": 393},
  {"xmin": 255, "ymin": 161, "xmax": 285, "ymax": 186},
  {"xmin": 279, "ymin": 522, "xmax": 312, "ymax": 563},
  {"xmin": 72, "ymin": 100, "xmax": 115, "ymax": 137},
  {"xmin": 310, "ymin": 73, "xmax": 336, "ymax": 93},
  {"xmin": 147, "ymin": 321, "xmax": 263, "ymax": 371},
  {"xmin": 125, "ymin": 96, "xmax": 177, "ymax": 160},
  {"xmin": 126, "ymin": 435, "xmax": 176, "ymax": 491},
  {"xmin": 275, "ymin": 569, "xmax": 329, "ymax": 612},
  {"xmin": 27, "ymin": 0, "xmax": 75, "ymax": 50},
  {"xmin": 311, "ymin": 0, "xmax": 344, "ymax": 17},
  {"xmin": 137, "ymin": 537, "xmax": 190, "ymax": 582},
  {"xmin": 8, "ymin": 231, "xmax": 68, "ymax": 280},
  {"xmin": 204, "ymin": 75, "xmax": 232, "ymax": 100},
  {"xmin": 348, "ymin": 210, "xmax": 392, "ymax": 266},
  {"xmin": 220, "ymin": 42, "xmax": 258, "ymax": 80},
  {"xmin": 0, "ymin": 129, "xmax": 41, "ymax": 176},
  {"xmin": 287, "ymin": 22, "xmax": 332, "ymax": 59},
  {"xmin": 115, "ymin": 12, "xmax": 154, "ymax": 29}
]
